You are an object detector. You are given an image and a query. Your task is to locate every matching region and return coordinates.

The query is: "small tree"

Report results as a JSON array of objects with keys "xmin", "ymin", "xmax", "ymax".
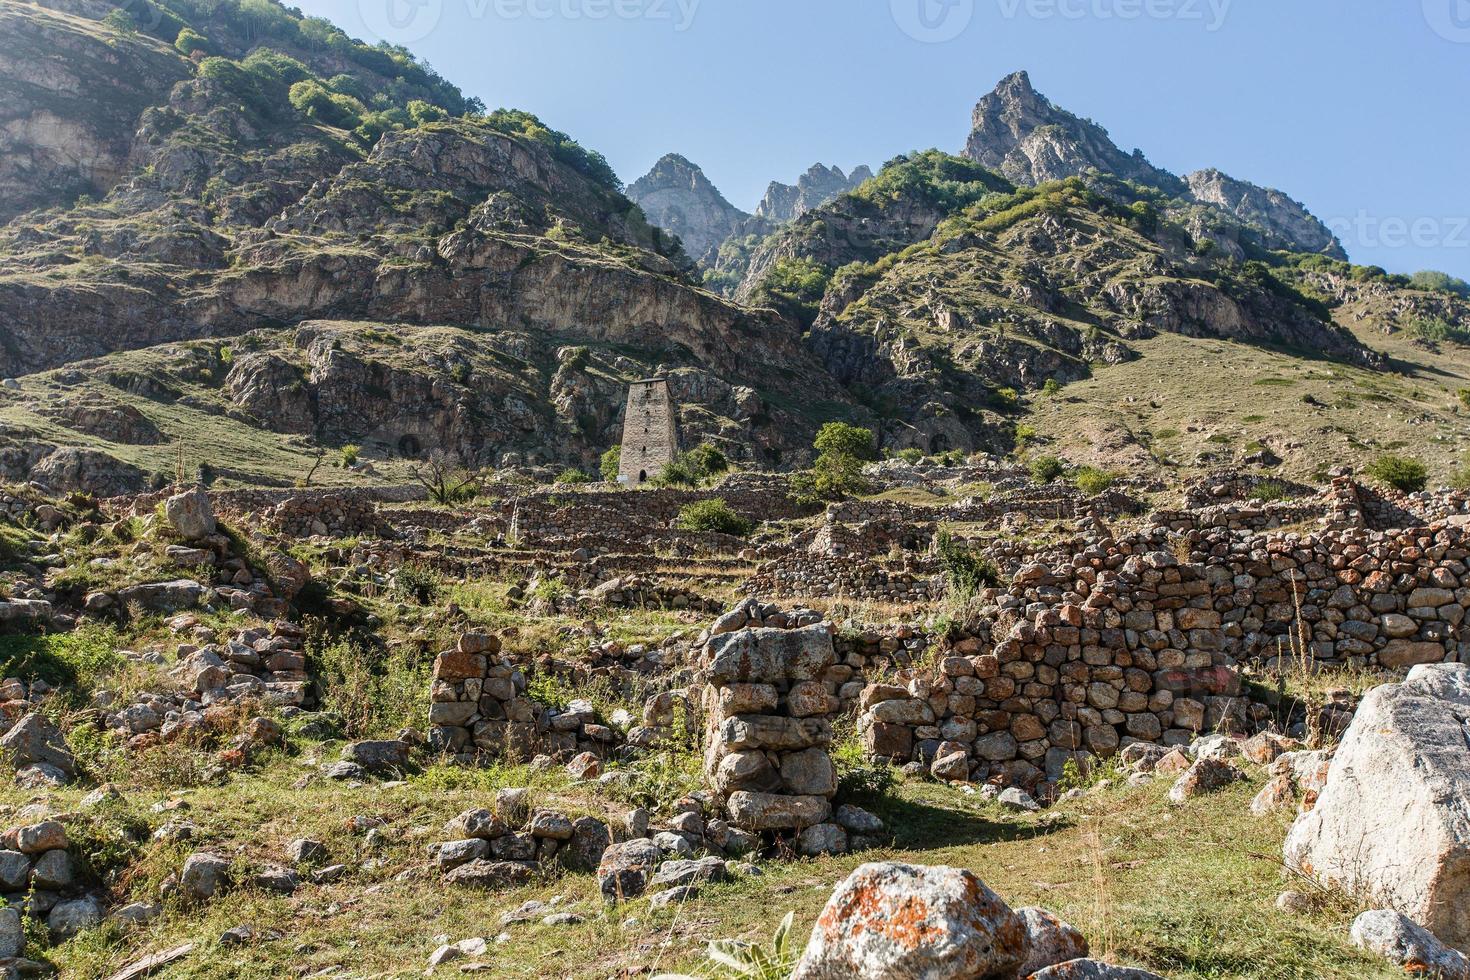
[
  {"xmin": 813, "ymin": 422, "xmax": 878, "ymax": 462},
  {"xmin": 676, "ymin": 498, "xmax": 753, "ymax": 537},
  {"xmin": 792, "ymin": 422, "xmax": 877, "ymax": 504},
  {"xmin": 600, "ymin": 445, "xmax": 621, "ymax": 482},
  {"xmin": 410, "ymin": 452, "xmax": 478, "ymax": 505},
  {"xmin": 684, "ymin": 443, "xmax": 730, "ymax": 479},
  {"xmin": 1364, "ymin": 454, "xmax": 1428, "ymax": 493}
]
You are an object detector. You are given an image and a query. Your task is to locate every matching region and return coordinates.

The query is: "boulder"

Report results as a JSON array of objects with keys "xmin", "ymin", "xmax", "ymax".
[
  {"xmin": 705, "ymin": 625, "xmax": 835, "ymax": 684},
  {"xmin": 0, "ymin": 907, "xmax": 20, "ymax": 958},
  {"xmin": 789, "ymin": 862, "xmax": 1027, "ymax": 980},
  {"xmin": 0, "ymin": 714, "xmax": 75, "ymax": 778},
  {"xmin": 164, "ymin": 487, "xmax": 216, "ymax": 541},
  {"xmin": 442, "ymin": 860, "xmax": 534, "ymax": 889},
  {"xmin": 116, "ymin": 580, "xmax": 207, "ymax": 613},
  {"xmin": 47, "ymin": 895, "xmax": 105, "ymax": 939},
  {"xmin": 598, "ymin": 838, "xmax": 662, "ymax": 904},
  {"xmin": 1351, "ymin": 909, "xmax": 1470, "ymax": 980},
  {"xmin": 649, "ymin": 856, "xmax": 727, "ymax": 891},
  {"xmin": 341, "ymin": 739, "xmax": 410, "ymax": 772},
  {"xmin": 562, "ymin": 816, "xmax": 611, "ymax": 873},
  {"xmin": 1284, "ymin": 664, "xmax": 1470, "ymax": 949},
  {"xmin": 180, "ymin": 851, "xmax": 232, "ymax": 903},
  {"xmin": 1168, "ymin": 759, "xmax": 1243, "ymax": 803},
  {"xmin": 1017, "ymin": 908, "xmax": 1090, "ymax": 976},
  {"xmin": 726, "ymin": 791, "xmax": 830, "ymax": 831}
]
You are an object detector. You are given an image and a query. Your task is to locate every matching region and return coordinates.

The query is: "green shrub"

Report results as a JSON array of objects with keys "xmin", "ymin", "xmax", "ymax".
[
  {"xmin": 936, "ymin": 530, "xmax": 1000, "ymax": 600},
  {"xmin": 102, "ymin": 8, "xmax": 137, "ymax": 32},
  {"xmin": 754, "ymin": 258, "xmax": 832, "ymax": 324},
  {"xmin": 393, "ymin": 562, "xmax": 440, "ymax": 604},
  {"xmin": 676, "ymin": 499, "xmax": 753, "ymax": 537},
  {"xmin": 339, "ymin": 444, "xmax": 360, "ymax": 468},
  {"xmin": 1364, "ymin": 454, "xmax": 1429, "ymax": 493},
  {"xmin": 554, "ymin": 468, "xmax": 591, "ymax": 485},
  {"xmin": 288, "ymin": 79, "xmax": 363, "ymax": 129},
  {"xmin": 175, "ymin": 27, "xmax": 211, "ymax": 56},
  {"xmin": 1409, "ymin": 270, "xmax": 1470, "ymax": 298},
  {"xmin": 1041, "ymin": 378, "xmax": 1062, "ymax": 397},
  {"xmin": 1459, "ymin": 389, "xmax": 1470, "ymax": 411},
  {"xmin": 1029, "ymin": 455, "xmax": 1064, "ymax": 483},
  {"xmin": 1072, "ymin": 466, "xmax": 1116, "ymax": 496},
  {"xmin": 684, "ymin": 443, "xmax": 730, "ymax": 479},
  {"xmin": 311, "ymin": 638, "xmax": 428, "ymax": 740},
  {"xmin": 895, "ymin": 448, "xmax": 924, "ymax": 464},
  {"xmin": 600, "ymin": 445, "xmax": 621, "ymax": 482}
]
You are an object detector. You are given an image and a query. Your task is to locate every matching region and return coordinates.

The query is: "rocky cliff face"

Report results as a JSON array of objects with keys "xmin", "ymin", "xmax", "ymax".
[
  {"xmin": 625, "ymin": 154, "xmax": 750, "ymax": 265},
  {"xmin": 755, "ymin": 163, "xmax": 874, "ymax": 224},
  {"xmin": 1186, "ymin": 168, "xmax": 1345, "ymax": 259},
  {"xmin": 0, "ymin": 4, "xmax": 190, "ymax": 221},
  {"xmin": 963, "ymin": 71, "xmax": 1180, "ymax": 192}
]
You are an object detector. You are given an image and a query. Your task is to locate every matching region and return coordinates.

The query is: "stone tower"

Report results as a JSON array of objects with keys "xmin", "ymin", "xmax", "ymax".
[{"xmin": 618, "ymin": 378, "xmax": 678, "ymax": 484}]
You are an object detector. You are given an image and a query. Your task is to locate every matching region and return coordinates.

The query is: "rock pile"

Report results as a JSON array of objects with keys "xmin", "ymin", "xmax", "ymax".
[
  {"xmin": 432, "ymin": 796, "xmax": 610, "ymax": 889},
  {"xmin": 0, "ymin": 820, "xmax": 105, "ymax": 941}
]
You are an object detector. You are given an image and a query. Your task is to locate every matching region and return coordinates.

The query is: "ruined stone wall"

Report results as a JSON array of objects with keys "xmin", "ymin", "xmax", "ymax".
[
  {"xmin": 428, "ymin": 633, "xmax": 617, "ymax": 762},
  {"xmin": 742, "ymin": 554, "xmax": 937, "ymax": 603},
  {"xmin": 618, "ymin": 378, "xmax": 678, "ymax": 485},
  {"xmin": 700, "ymin": 608, "xmax": 843, "ymax": 841}
]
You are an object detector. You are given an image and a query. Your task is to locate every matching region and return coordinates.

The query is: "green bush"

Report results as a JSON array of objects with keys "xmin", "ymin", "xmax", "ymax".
[
  {"xmin": 936, "ymin": 530, "xmax": 1000, "ymax": 600},
  {"xmin": 1364, "ymin": 454, "xmax": 1429, "ymax": 493},
  {"xmin": 895, "ymin": 448, "xmax": 924, "ymax": 464},
  {"xmin": 339, "ymin": 444, "xmax": 360, "ymax": 468},
  {"xmin": 1459, "ymin": 389, "xmax": 1470, "ymax": 411},
  {"xmin": 1029, "ymin": 455, "xmax": 1064, "ymax": 483},
  {"xmin": 1042, "ymin": 378, "xmax": 1063, "ymax": 397},
  {"xmin": 288, "ymin": 79, "xmax": 363, "ymax": 129},
  {"xmin": 175, "ymin": 27, "xmax": 211, "ymax": 56},
  {"xmin": 554, "ymin": 468, "xmax": 591, "ymax": 485},
  {"xmin": 754, "ymin": 258, "xmax": 832, "ymax": 325},
  {"xmin": 676, "ymin": 499, "xmax": 753, "ymax": 537},
  {"xmin": 1072, "ymin": 466, "xmax": 1116, "ymax": 496},
  {"xmin": 684, "ymin": 443, "xmax": 730, "ymax": 479},
  {"xmin": 1409, "ymin": 270, "xmax": 1470, "ymax": 298},
  {"xmin": 814, "ymin": 422, "xmax": 878, "ymax": 461},
  {"xmin": 600, "ymin": 445, "xmax": 621, "ymax": 482}
]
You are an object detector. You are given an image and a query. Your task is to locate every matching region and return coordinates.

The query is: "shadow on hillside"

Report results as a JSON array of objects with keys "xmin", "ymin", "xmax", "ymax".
[{"xmin": 857, "ymin": 791, "xmax": 1072, "ymax": 850}]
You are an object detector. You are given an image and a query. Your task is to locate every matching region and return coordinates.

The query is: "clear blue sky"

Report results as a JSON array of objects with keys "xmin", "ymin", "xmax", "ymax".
[{"xmin": 301, "ymin": 0, "xmax": 1470, "ymax": 278}]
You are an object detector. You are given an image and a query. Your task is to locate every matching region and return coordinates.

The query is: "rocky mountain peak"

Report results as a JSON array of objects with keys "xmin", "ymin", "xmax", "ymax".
[
  {"xmin": 626, "ymin": 153, "xmax": 749, "ymax": 264},
  {"xmin": 755, "ymin": 163, "xmax": 873, "ymax": 224},
  {"xmin": 963, "ymin": 70, "xmax": 1181, "ymax": 192}
]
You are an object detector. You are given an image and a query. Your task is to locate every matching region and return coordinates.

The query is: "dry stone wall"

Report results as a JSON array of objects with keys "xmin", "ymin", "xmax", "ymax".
[
  {"xmin": 428, "ymin": 633, "xmax": 617, "ymax": 762},
  {"xmin": 699, "ymin": 607, "xmax": 844, "ymax": 842}
]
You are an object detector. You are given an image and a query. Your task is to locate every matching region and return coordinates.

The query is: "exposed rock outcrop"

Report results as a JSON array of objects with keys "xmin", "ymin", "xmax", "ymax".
[{"xmin": 1284, "ymin": 664, "xmax": 1470, "ymax": 950}]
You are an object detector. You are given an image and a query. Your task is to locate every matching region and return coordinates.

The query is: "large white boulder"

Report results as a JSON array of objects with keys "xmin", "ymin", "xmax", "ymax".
[{"xmin": 1283, "ymin": 663, "xmax": 1470, "ymax": 948}]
